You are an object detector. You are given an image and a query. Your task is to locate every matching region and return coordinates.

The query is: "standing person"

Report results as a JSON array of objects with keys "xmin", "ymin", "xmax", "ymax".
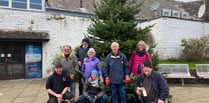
[
  {"xmin": 56, "ymin": 45, "xmax": 78, "ymax": 97},
  {"xmin": 77, "ymin": 70, "xmax": 108, "ymax": 103},
  {"xmin": 129, "ymin": 40, "xmax": 152, "ymax": 76},
  {"xmin": 135, "ymin": 60, "xmax": 169, "ymax": 103},
  {"xmin": 76, "ymin": 38, "xmax": 91, "ymax": 95},
  {"xmin": 82, "ymin": 48, "xmax": 103, "ymax": 82},
  {"xmin": 104, "ymin": 42, "xmax": 131, "ymax": 103},
  {"xmin": 46, "ymin": 62, "xmax": 74, "ymax": 103},
  {"xmin": 76, "ymin": 38, "xmax": 91, "ymax": 70}
]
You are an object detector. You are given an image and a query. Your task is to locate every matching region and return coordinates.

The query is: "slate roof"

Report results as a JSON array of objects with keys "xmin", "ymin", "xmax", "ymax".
[{"xmin": 45, "ymin": 0, "xmax": 208, "ymax": 21}]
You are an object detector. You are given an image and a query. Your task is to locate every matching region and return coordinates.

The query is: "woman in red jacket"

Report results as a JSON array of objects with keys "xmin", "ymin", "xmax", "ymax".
[{"xmin": 129, "ymin": 40, "xmax": 152, "ymax": 76}]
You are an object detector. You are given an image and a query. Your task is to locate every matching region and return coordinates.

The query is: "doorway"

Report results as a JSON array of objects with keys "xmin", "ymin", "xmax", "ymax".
[{"xmin": 0, "ymin": 43, "xmax": 25, "ymax": 80}]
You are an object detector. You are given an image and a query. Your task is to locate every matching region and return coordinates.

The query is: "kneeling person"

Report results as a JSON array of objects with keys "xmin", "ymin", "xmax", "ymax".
[
  {"xmin": 78, "ymin": 70, "xmax": 108, "ymax": 103},
  {"xmin": 46, "ymin": 62, "xmax": 74, "ymax": 103},
  {"xmin": 135, "ymin": 60, "xmax": 169, "ymax": 103}
]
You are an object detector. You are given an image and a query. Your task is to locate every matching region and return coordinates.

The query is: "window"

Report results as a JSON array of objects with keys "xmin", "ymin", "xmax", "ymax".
[
  {"xmin": 0, "ymin": 0, "xmax": 9, "ymax": 6},
  {"xmin": 0, "ymin": 0, "xmax": 43, "ymax": 10},
  {"xmin": 30, "ymin": 0, "xmax": 42, "ymax": 10},
  {"xmin": 12, "ymin": 0, "xmax": 27, "ymax": 9}
]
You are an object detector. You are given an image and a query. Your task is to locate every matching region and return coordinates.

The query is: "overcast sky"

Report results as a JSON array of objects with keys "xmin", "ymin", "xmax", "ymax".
[{"xmin": 175, "ymin": 0, "xmax": 202, "ymax": 2}]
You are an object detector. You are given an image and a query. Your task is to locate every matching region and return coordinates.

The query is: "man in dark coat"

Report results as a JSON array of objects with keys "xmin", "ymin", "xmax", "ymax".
[
  {"xmin": 104, "ymin": 42, "xmax": 131, "ymax": 103},
  {"xmin": 76, "ymin": 38, "xmax": 91, "ymax": 94},
  {"xmin": 135, "ymin": 60, "xmax": 169, "ymax": 103},
  {"xmin": 76, "ymin": 38, "xmax": 91, "ymax": 70}
]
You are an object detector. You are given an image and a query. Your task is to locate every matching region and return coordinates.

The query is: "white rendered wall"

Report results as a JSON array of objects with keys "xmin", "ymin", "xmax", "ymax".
[
  {"xmin": 0, "ymin": 9, "xmax": 92, "ymax": 78},
  {"xmin": 1, "ymin": 8, "xmax": 209, "ymax": 78},
  {"xmin": 138, "ymin": 17, "xmax": 209, "ymax": 60}
]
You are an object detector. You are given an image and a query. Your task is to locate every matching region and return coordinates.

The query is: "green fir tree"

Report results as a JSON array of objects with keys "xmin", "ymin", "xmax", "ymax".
[
  {"xmin": 86, "ymin": 0, "xmax": 159, "ymax": 102},
  {"xmin": 87, "ymin": 0, "xmax": 151, "ymax": 59}
]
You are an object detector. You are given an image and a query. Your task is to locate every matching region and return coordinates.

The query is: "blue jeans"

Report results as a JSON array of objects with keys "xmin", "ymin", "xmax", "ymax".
[
  {"xmin": 79, "ymin": 94, "xmax": 108, "ymax": 103},
  {"xmin": 111, "ymin": 83, "xmax": 127, "ymax": 103},
  {"xmin": 69, "ymin": 80, "xmax": 76, "ymax": 103},
  {"xmin": 69, "ymin": 80, "xmax": 76, "ymax": 96}
]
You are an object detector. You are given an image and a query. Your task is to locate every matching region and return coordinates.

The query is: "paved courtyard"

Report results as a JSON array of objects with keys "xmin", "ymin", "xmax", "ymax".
[{"xmin": 0, "ymin": 79, "xmax": 209, "ymax": 103}]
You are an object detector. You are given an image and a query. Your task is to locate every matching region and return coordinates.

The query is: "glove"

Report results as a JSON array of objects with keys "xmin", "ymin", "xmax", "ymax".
[
  {"xmin": 105, "ymin": 77, "xmax": 110, "ymax": 85},
  {"xmin": 93, "ymin": 96, "xmax": 98, "ymax": 103},
  {"xmin": 87, "ymin": 96, "xmax": 93, "ymax": 103},
  {"xmin": 125, "ymin": 76, "xmax": 131, "ymax": 84}
]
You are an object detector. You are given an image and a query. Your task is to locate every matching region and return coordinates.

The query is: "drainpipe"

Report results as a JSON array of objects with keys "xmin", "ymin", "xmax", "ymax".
[{"xmin": 80, "ymin": 0, "xmax": 83, "ymax": 8}]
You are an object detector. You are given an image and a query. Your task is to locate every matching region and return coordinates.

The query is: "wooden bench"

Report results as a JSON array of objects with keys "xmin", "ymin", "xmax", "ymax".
[
  {"xmin": 196, "ymin": 64, "xmax": 209, "ymax": 78},
  {"xmin": 158, "ymin": 64, "xmax": 195, "ymax": 86}
]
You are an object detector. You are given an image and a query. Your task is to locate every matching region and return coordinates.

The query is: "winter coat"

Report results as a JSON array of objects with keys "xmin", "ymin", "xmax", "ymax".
[
  {"xmin": 57, "ymin": 53, "xmax": 78, "ymax": 76},
  {"xmin": 129, "ymin": 50, "xmax": 152, "ymax": 76},
  {"xmin": 83, "ymin": 77, "xmax": 105, "ymax": 99},
  {"xmin": 76, "ymin": 45, "xmax": 91, "ymax": 65},
  {"xmin": 135, "ymin": 71, "xmax": 169, "ymax": 102},
  {"xmin": 104, "ymin": 51, "xmax": 129, "ymax": 84},
  {"xmin": 82, "ymin": 56, "xmax": 102, "ymax": 81}
]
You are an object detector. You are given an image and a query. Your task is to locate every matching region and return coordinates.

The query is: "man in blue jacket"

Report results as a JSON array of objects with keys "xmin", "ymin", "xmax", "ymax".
[
  {"xmin": 135, "ymin": 60, "xmax": 169, "ymax": 103},
  {"xmin": 104, "ymin": 42, "xmax": 131, "ymax": 103}
]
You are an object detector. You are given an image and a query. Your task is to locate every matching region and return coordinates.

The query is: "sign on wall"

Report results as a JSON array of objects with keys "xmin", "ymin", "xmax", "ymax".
[{"xmin": 25, "ymin": 44, "xmax": 42, "ymax": 78}]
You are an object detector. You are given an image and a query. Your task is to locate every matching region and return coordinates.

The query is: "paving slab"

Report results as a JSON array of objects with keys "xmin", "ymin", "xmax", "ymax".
[
  {"xmin": 0, "ymin": 79, "xmax": 209, "ymax": 103},
  {"xmin": 169, "ymin": 84, "xmax": 209, "ymax": 103}
]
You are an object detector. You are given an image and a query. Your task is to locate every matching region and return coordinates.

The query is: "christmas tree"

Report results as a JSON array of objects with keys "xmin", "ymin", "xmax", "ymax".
[
  {"xmin": 87, "ymin": 0, "xmax": 151, "ymax": 59},
  {"xmin": 87, "ymin": 0, "xmax": 157, "ymax": 102}
]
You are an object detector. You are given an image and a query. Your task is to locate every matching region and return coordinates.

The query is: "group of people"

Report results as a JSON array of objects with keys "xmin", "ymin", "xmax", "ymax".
[{"xmin": 46, "ymin": 38, "xmax": 169, "ymax": 103}]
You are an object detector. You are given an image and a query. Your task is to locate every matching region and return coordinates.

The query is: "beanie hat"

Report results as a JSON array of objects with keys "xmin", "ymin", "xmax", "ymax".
[
  {"xmin": 143, "ymin": 60, "xmax": 152, "ymax": 68},
  {"xmin": 82, "ymin": 38, "xmax": 89, "ymax": 43},
  {"xmin": 55, "ymin": 62, "xmax": 62, "ymax": 68},
  {"xmin": 91, "ymin": 70, "xmax": 98, "ymax": 76}
]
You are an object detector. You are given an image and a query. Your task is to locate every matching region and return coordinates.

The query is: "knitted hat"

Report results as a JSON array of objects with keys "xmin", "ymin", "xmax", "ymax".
[
  {"xmin": 82, "ymin": 38, "xmax": 89, "ymax": 43},
  {"xmin": 91, "ymin": 70, "xmax": 98, "ymax": 76},
  {"xmin": 55, "ymin": 62, "xmax": 62, "ymax": 68},
  {"xmin": 143, "ymin": 60, "xmax": 152, "ymax": 68}
]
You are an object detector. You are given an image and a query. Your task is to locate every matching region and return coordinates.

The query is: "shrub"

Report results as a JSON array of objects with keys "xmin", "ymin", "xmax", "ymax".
[{"xmin": 180, "ymin": 36, "xmax": 209, "ymax": 61}]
